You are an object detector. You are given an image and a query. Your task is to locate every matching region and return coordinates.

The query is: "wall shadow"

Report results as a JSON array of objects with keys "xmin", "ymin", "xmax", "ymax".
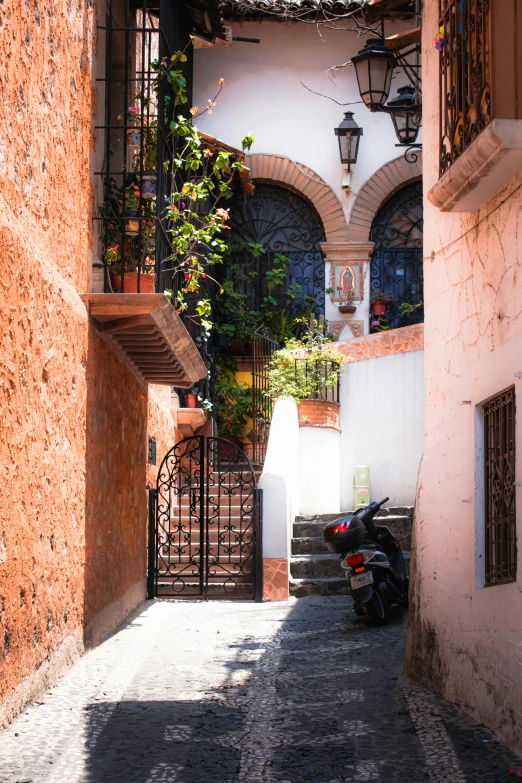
[
  {"xmin": 83, "ymin": 327, "xmax": 149, "ymax": 646},
  {"xmin": 80, "ymin": 598, "xmax": 430, "ymax": 783}
]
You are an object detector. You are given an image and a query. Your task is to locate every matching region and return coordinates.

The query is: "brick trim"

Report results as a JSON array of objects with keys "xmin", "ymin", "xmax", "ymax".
[
  {"xmin": 298, "ymin": 399, "xmax": 340, "ymax": 430},
  {"xmin": 347, "ymin": 154, "xmax": 422, "ymax": 241},
  {"xmin": 247, "ymin": 154, "xmax": 348, "ymax": 242},
  {"xmin": 336, "ymin": 324, "xmax": 424, "ymax": 362}
]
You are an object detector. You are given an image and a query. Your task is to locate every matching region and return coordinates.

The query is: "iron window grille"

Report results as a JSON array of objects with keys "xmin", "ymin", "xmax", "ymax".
[
  {"xmin": 483, "ymin": 386, "xmax": 517, "ymax": 586},
  {"xmin": 439, "ymin": 0, "xmax": 491, "ymax": 175},
  {"xmin": 292, "ymin": 359, "xmax": 341, "ymax": 403},
  {"xmin": 95, "ymin": 0, "xmax": 193, "ymax": 295}
]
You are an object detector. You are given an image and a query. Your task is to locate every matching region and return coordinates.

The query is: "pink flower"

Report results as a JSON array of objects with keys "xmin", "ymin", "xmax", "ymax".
[
  {"xmin": 372, "ymin": 320, "xmax": 380, "ymax": 326},
  {"xmin": 128, "ymin": 106, "xmax": 139, "ymax": 114}
]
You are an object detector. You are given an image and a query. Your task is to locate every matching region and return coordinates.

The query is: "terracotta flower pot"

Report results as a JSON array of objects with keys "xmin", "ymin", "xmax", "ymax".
[
  {"xmin": 110, "ymin": 272, "xmax": 155, "ymax": 293},
  {"xmin": 339, "ymin": 304, "xmax": 357, "ymax": 315},
  {"xmin": 371, "ymin": 301, "xmax": 386, "ymax": 316},
  {"xmin": 185, "ymin": 394, "xmax": 197, "ymax": 409}
]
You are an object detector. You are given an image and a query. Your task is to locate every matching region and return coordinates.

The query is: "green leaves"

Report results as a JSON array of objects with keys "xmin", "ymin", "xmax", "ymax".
[{"xmin": 241, "ymin": 134, "xmax": 255, "ymax": 151}]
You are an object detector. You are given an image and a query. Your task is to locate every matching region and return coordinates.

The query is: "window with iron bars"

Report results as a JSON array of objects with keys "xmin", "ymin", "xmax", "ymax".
[
  {"xmin": 439, "ymin": 0, "xmax": 491, "ymax": 175},
  {"xmin": 483, "ymin": 387, "xmax": 517, "ymax": 586},
  {"xmin": 95, "ymin": 0, "xmax": 193, "ymax": 294}
]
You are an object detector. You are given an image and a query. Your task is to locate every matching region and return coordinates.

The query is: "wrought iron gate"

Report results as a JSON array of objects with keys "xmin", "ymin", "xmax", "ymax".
[{"xmin": 148, "ymin": 436, "xmax": 262, "ymax": 600}]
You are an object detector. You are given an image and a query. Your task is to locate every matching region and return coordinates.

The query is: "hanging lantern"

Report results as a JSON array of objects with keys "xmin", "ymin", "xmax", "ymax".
[
  {"xmin": 351, "ymin": 39, "xmax": 396, "ymax": 111},
  {"xmin": 386, "ymin": 85, "xmax": 421, "ymax": 145},
  {"xmin": 334, "ymin": 112, "xmax": 363, "ymax": 167}
]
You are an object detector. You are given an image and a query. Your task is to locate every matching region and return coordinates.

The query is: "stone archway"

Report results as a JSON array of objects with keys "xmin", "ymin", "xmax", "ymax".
[
  {"xmin": 247, "ymin": 154, "xmax": 348, "ymax": 242},
  {"xmin": 347, "ymin": 153, "xmax": 422, "ymax": 241}
]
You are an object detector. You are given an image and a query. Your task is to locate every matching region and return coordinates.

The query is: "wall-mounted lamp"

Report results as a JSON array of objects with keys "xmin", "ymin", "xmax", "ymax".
[
  {"xmin": 335, "ymin": 111, "xmax": 363, "ymax": 193},
  {"xmin": 351, "ymin": 39, "xmax": 396, "ymax": 112}
]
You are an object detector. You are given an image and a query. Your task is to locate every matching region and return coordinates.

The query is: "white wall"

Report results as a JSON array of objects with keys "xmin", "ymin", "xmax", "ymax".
[
  {"xmin": 339, "ymin": 351, "xmax": 425, "ymax": 510},
  {"xmin": 258, "ymin": 397, "xmax": 299, "ymax": 559},
  {"xmin": 299, "ymin": 427, "xmax": 341, "ymax": 515}
]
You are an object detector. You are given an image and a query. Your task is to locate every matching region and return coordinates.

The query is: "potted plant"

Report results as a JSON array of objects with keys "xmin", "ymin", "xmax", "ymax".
[
  {"xmin": 337, "ymin": 286, "xmax": 357, "ymax": 315},
  {"xmin": 370, "ymin": 292, "xmax": 393, "ymax": 316},
  {"xmin": 370, "ymin": 316, "xmax": 390, "ymax": 334},
  {"xmin": 185, "ymin": 387, "xmax": 199, "ymax": 408},
  {"xmin": 266, "ymin": 331, "xmax": 349, "ymax": 403}
]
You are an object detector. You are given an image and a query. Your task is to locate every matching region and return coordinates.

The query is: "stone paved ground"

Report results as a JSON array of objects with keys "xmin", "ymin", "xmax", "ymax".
[{"xmin": 0, "ymin": 597, "xmax": 520, "ymax": 783}]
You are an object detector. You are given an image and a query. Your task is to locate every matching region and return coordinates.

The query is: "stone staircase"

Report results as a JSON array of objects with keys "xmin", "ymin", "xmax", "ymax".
[{"xmin": 290, "ymin": 507, "xmax": 414, "ymax": 597}]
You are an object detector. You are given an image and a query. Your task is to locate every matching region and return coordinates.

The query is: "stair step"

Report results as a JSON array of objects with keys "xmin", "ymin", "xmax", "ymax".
[
  {"xmin": 290, "ymin": 554, "xmax": 342, "ymax": 579},
  {"xmin": 291, "ymin": 536, "xmax": 328, "ymax": 555},
  {"xmin": 289, "ymin": 576, "xmax": 350, "ymax": 598}
]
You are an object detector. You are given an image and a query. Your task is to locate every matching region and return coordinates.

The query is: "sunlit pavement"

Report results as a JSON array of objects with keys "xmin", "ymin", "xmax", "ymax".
[{"xmin": 0, "ymin": 597, "xmax": 519, "ymax": 783}]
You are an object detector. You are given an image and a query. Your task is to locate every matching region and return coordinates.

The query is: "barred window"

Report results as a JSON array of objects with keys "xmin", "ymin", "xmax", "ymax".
[{"xmin": 483, "ymin": 387, "xmax": 517, "ymax": 586}]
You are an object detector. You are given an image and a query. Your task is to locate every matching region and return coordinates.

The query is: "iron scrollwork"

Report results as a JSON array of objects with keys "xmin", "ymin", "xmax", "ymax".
[
  {"xmin": 153, "ymin": 436, "xmax": 258, "ymax": 598},
  {"xmin": 228, "ymin": 184, "xmax": 326, "ymax": 316},
  {"xmin": 370, "ymin": 181, "xmax": 424, "ymax": 332},
  {"xmin": 439, "ymin": 0, "xmax": 491, "ymax": 175}
]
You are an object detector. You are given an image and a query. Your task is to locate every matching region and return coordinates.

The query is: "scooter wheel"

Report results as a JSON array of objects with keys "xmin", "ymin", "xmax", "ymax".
[
  {"xmin": 366, "ymin": 590, "xmax": 390, "ymax": 625},
  {"xmin": 398, "ymin": 577, "xmax": 410, "ymax": 607}
]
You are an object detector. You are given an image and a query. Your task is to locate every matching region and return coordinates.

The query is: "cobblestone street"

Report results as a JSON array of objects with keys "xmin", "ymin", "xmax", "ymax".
[{"xmin": 0, "ymin": 597, "xmax": 519, "ymax": 783}]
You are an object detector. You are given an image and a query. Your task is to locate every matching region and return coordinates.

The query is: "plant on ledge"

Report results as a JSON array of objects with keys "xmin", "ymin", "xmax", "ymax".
[{"xmin": 266, "ymin": 327, "xmax": 349, "ymax": 402}]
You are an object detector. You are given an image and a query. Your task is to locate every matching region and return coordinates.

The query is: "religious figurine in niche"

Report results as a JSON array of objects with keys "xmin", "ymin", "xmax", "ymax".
[{"xmin": 340, "ymin": 265, "xmax": 357, "ymax": 295}]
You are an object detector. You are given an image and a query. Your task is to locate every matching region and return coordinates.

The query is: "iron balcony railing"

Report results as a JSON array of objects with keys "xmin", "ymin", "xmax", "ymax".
[
  {"xmin": 439, "ymin": 0, "xmax": 491, "ymax": 175},
  {"xmin": 293, "ymin": 358, "xmax": 341, "ymax": 403},
  {"xmin": 95, "ymin": 0, "xmax": 193, "ymax": 297}
]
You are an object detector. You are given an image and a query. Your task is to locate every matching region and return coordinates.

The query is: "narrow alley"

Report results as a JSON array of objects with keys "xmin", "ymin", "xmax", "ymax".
[{"xmin": 0, "ymin": 598, "xmax": 518, "ymax": 783}]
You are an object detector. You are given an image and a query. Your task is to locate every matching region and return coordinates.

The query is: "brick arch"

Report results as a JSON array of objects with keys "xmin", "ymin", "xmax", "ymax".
[
  {"xmin": 247, "ymin": 153, "xmax": 347, "ymax": 242},
  {"xmin": 347, "ymin": 152, "xmax": 422, "ymax": 241}
]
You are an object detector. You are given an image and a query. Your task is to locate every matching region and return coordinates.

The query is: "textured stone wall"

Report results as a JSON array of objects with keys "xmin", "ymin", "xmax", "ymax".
[
  {"xmin": 405, "ymin": 0, "xmax": 522, "ymax": 754},
  {"xmin": 0, "ymin": 0, "xmax": 176, "ymax": 724}
]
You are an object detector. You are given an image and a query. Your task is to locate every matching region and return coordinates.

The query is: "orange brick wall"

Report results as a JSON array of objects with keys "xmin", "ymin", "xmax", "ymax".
[{"xmin": 298, "ymin": 400, "xmax": 340, "ymax": 430}]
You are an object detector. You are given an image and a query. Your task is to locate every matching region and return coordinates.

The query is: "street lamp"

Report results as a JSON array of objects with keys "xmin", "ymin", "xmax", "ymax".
[
  {"xmin": 334, "ymin": 112, "xmax": 363, "ymax": 169},
  {"xmin": 351, "ymin": 39, "xmax": 396, "ymax": 112},
  {"xmin": 386, "ymin": 86, "xmax": 421, "ymax": 145}
]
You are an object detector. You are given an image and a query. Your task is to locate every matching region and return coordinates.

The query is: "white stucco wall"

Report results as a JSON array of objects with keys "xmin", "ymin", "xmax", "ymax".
[
  {"xmin": 258, "ymin": 397, "xmax": 299, "ymax": 559},
  {"xmin": 193, "ymin": 20, "xmax": 414, "ymax": 336},
  {"xmin": 299, "ymin": 427, "xmax": 341, "ymax": 515},
  {"xmin": 339, "ymin": 351, "xmax": 425, "ymax": 510}
]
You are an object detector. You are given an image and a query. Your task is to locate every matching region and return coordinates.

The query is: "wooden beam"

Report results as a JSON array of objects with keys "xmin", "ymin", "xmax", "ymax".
[
  {"xmin": 101, "ymin": 315, "xmax": 153, "ymax": 334},
  {"xmin": 385, "ymin": 27, "xmax": 421, "ymax": 50}
]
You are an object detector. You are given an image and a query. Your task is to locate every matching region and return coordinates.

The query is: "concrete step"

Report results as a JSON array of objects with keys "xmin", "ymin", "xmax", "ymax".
[
  {"xmin": 293, "ymin": 510, "xmax": 413, "ymax": 551},
  {"xmin": 290, "ymin": 554, "xmax": 342, "ymax": 579},
  {"xmin": 291, "ymin": 536, "xmax": 327, "ymax": 555},
  {"xmin": 289, "ymin": 576, "xmax": 350, "ymax": 598}
]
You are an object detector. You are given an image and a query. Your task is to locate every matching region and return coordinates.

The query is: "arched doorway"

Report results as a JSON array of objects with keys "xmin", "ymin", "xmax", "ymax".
[
  {"xmin": 227, "ymin": 184, "xmax": 326, "ymax": 317},
  {"xmin": 369, "ymin": 180, "xmax": 423, "ymax": 332}
]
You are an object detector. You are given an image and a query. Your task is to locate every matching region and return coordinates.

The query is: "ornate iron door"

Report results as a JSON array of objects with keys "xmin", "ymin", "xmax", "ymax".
[
  {"xmin": 227, "ymin": 184, "xmax": 326, "ymax": 316},
  {"xmin": 149, "ymin": 436, "xmax": 262, "ymax": 600},
  {"xmin": 370, "ymin": 181, "xmax": 423, "ymax": 331}
]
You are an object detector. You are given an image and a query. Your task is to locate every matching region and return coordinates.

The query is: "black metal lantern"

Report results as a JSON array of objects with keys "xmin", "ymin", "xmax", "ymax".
[
  {"xmin": 386, "ymin": 86, "xmax": 421, "ymax": 145},
  {"xmin": 351, "ymin": 39, "xmax": 396, "ymax": 111},
  {"xmin": 334, "ymin": 111, "xmax": 363, "ymax": 168}
]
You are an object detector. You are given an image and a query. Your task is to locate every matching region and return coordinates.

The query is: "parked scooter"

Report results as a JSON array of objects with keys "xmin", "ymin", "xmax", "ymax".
[{"xmin": 322, "ymin": 498, "xmax": 408, "ymax": 624}]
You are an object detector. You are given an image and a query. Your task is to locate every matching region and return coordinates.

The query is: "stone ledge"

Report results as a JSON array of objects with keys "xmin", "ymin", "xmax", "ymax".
[
  {"xmin": 336, "ymin": 324, "xmax": 423, "ymax": 362},
  {"xmin": 428, "ymin": 119, "xmax": 522, "ymax": 212}
]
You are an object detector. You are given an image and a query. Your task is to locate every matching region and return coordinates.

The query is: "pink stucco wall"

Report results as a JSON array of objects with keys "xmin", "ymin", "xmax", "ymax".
[{"xmin": 405, "ymin": 0, "xmax": 522, "ymax": 754}]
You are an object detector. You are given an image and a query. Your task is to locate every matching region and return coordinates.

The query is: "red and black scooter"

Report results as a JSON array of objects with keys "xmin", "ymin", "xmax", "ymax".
[{"xmin": 323, "ymin": 498, "xmax": 409, "ymax": 625}]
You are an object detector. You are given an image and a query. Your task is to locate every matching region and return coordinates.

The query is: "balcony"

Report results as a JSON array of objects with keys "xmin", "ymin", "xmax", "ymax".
[{"xmin": 429, "ymin": 0, "xmax": 522, "ymax": 212}]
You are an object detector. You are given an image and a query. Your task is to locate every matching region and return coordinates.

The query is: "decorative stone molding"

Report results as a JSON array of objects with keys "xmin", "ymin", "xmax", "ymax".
[
  {"xmin": 298, "ymin": 400, "xmax": 340, "ymax": 431},
  {"xmin": 247, "ymin": 154, "xmax": 348, "ymax": 242},
  {"xmin": 347, "ymin": 153, "xmax": 422, "ymax": 241},
  {"xmin": 328, "ymin": 321, "xmax": 348, "ymax": 338},
  {"xmin": 428, "ymin": 119, "xmax": 522, "ymax": 212},
  {"xmin": 347, "ymin": 320, "xmax": 364, "ymax": 338},
  {"xmin": 335, "ymin": 324, "xmax": 424, "ymax": 362}
]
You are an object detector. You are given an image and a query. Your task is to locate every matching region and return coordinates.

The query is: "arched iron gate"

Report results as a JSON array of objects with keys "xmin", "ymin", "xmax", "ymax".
[{"xmin": 147, "ymin": 437, "xmax": 262, "ymax": 600}]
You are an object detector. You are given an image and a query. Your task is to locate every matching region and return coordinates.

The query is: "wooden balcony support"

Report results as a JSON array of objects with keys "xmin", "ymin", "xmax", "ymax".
[{"xmin": 82, "ymin": 293, "xmax": 207, "ymax": 388}]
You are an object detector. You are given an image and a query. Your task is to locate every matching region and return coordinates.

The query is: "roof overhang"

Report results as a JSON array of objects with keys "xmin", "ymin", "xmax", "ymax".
[
  {"xmin": 82, "ymin": 294, "xmax": 207, "ymax": 389},
  {"xmin": 185, "ymin": 0, "xmax": 228, "ymax": 41}
]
